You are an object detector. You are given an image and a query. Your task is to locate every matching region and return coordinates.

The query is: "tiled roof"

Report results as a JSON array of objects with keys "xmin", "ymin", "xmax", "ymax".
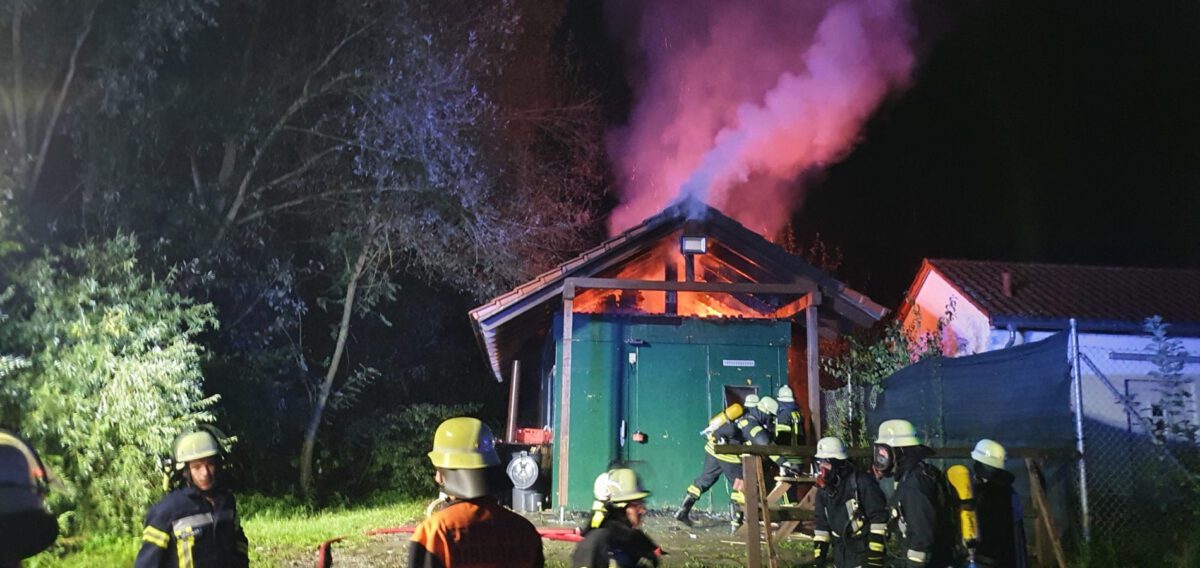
[
  {"xmin": 469, "ymin": 198, "xmax": 889, "ymax": 380},
  {"xmin": 921, "ymin": 259, "xmax": 1200, "ymax": 330}
]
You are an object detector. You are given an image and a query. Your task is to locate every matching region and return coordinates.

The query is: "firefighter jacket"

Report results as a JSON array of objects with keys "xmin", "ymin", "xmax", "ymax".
[
  {"xmin": 889, "ymin": 455, "xmax": 955, "ymax": 568},
  {"xmin": 813, "ymin": 468, "xmax": 888, "ymax": 567},
  {"xmin": 774, "ymin": 400, "xmax": 804, "ymax": 446},
  {"xmin": 973, "ymin": 462, "xmax": 1028, "ymax": 568},
  {"xmin": 134, "ymin": 486, "xmax": 248, "ymax": 568},
  {"xmin": 408, "ymin": 496, "xmax": 544, "ymax": 568},
  {"xmin": 704, "ymin": 409, "xmax": 760, "ymax": 463},
  {"xmin": 571, "ymin": 509, "xmax": 661, "ymax": 568}
]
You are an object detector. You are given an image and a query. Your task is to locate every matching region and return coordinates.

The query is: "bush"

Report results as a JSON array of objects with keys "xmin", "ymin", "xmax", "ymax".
[{"xmin": 0, "ymin": 235, "xmax": 219, "ymax": 534}]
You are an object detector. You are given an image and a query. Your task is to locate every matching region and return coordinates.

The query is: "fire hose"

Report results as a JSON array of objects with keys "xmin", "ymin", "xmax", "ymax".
[{"xmin": 315, "ymin": 526, "xmax": 584, "ymax": 566}]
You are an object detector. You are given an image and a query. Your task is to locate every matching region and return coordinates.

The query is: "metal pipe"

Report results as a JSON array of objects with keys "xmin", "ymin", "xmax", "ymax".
[
  {"xmin": 1069, "ymin": 318, "xmax": 1091, "ymax": 542},
  {"xmin": 506, "ymin": 360, "xmax": 521, "ymax": 442}
]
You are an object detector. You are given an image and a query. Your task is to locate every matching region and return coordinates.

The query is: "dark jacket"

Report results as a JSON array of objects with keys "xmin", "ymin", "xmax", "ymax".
[
  {"xmin": 408, "ymin": 497, "xmax": 544, "ymax": 568},
  {"xmin": 889, "ymin": 449, "xmax": 955, "ymax": 568},
  {"xmin": 813, "ymin": 467, "xmax": 888, "ymax": 567},
  {"xmin": 704, "ymin": 408, "xmax": 771, "ymax": 462},
  {"xmin": 571, "ymin": 510, "xmax": 660, "ymax": 568},
  {"xmin": 134, "ymin": 486, "xmax": 248, "ymax": 568},
  {"xmin": 774, "ymin": 400, "xmax": 805, "ymax": 446},
  {"xmin": 973, "ymin": 462, "xmax": 1028, "ymax": 568}
]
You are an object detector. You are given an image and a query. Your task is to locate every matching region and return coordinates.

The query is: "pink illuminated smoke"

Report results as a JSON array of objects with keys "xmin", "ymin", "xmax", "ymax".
[{"xmin": 606, "ymin": 0, "xmax": 918, "ymax": 236}]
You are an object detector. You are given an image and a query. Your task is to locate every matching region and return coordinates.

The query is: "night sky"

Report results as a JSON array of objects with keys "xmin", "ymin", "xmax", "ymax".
[{"xmin": 571, "ymin": 1, "xmax": 1200, "ymax": 308}]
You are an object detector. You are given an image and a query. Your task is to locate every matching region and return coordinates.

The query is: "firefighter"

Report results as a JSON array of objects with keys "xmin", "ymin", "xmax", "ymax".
[
  {"xmin": 970, "ymin": 439, "xmax": 1028, "ymax": 568},
  {"xmin": 873, "ymin": 419, "xmax": 954, "ymax": 568},
  {"xmin": 674, "ymin": 396, "xmax": 799, "ymax": 529},
  {"xmin": 773, "ymin": 385, "xmax": 804, "ymax": 446},
  {"xmin": 408, "ymin": 417, "xmax": 544, "ymax": 568},
  {"xmin": 743, "ymin": 394, "xmax": 760, "ymax": 410},
  {"xmin": 0, "ymin": 430, "xmax": 58, "ymax": 565},
  {"xmin": 811, "ymin": 437, "xmax": 888, "ymax": 568},
  {"xmin": 135, "ymin": 428, "xmax": 249, "ymax": 568},
  {"xmin": 572, "ymin": 468, "xmax": 663, "ymax": 568}
]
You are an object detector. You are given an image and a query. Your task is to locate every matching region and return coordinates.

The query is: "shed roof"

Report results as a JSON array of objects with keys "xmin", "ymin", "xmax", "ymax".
[
  {"xmin": 903, "ymin": 258, "xmax": 1200, "ymax": 334},
  {"xmin": 470, "ymin": 199, "xmax": 888, "ymax": 380}
]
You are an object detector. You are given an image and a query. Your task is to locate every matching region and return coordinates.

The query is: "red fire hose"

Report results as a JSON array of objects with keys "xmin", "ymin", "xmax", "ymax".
[{"xmin": 364, "ymin": 525, "xmax": 583, "ymax": 542}]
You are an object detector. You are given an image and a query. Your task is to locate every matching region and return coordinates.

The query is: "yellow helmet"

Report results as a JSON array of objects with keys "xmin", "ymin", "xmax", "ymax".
[
  {"xmin": 814, "ymin": 437, "xmax": 848, "ymax": 460},
  {"xmin": 971, "ymin": 439, "xmax": 1007, "ymax": 469},
  {"xmin": 776, "ymin": 385, "xmax": 794, "ymax": 403},
  {"xmin": 428, "ymin": 417, "xmax": 500, "ymax": 470},
  {"xmin": 875, "ymin": 419, "xmax": 922, "ymax": 448},
  {"xmin": 173, "ymin": 430, "xmax": 222, "ymax": 470},
  {"xmin": 756, "ymin": 396, "xmax": 779, "ymax": 416},
  {"xmin": 592, "ymin": 468, "xmax": 651, "ymax": 504}
]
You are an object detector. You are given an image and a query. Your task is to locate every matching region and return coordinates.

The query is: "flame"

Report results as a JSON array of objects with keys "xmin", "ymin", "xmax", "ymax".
[{"xmin": 573, "ymin": 238, "xmax": 808, "ymax": 319}]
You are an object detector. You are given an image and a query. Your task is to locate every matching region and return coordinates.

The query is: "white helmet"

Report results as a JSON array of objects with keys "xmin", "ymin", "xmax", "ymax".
[
  {"xmin": 971, "ymin": 439, "xmax": 1007, "ymax": 469},
  {"xmin": 875, "ymin": 419, "xmax": 922, "ymax": 448},
  {"xmin": 814, "ymin": 437, "xmax": 847, "ymax": 460},
  {"xmin": 743, "ymin": 394, "xmax": 760, "ymax": 409},
  {"xmin": 756, "ymin": 396, "xmax": 779, "ymax": 416},
  {"xmin": 776, "ymin": 385, "xmax": 794, "ymax": 403}
]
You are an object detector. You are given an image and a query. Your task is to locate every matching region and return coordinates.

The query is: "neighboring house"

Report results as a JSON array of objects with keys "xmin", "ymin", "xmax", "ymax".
[{"xmin": 899, "ymin": 259, "xmax": 1200, "ymax": 439}]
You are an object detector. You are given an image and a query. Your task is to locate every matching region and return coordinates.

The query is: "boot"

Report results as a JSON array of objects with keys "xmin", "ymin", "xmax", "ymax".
[
  {"xmin": 673, "ymin": 495, "xmax": 697, "ymax": 527},
  {"xmin": 730, "ymin": 504, "xmax": 744, "ymax": 533}
]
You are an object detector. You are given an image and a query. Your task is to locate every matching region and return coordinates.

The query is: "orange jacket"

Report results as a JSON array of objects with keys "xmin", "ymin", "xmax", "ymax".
[{"xmin": 408, "ymin": 497, "xmax": 544, "ymax": 568}]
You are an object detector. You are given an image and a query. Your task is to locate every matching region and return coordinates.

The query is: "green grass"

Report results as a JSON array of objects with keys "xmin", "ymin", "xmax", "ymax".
[{"xmin": 25, "ymin": 494, "xmax": 427, "ymax": 567}]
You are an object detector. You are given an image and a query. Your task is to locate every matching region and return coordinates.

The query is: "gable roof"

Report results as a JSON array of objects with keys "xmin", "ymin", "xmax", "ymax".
[
  {"xmin": 904, "ymin": 258, "xmax": 1200, "ymax": 334},
  {"xmin": 470, "ymin": 199, "xmax": 888, "ymax": 380}
]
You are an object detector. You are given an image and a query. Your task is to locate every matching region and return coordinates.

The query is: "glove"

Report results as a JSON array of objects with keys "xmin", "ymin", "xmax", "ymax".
[
  {"xmin": 813, "ymin": 541, "xmax": 829, "ymax": 568},
  {"xmin": 866, "ymin": 529, "xmax": 887, "ymax": 567}
]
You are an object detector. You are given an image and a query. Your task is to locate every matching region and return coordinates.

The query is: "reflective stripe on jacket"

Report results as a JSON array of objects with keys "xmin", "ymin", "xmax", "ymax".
[{"xmin": 135, "ymin": 487, "xmax": 248, "ymax": 568}]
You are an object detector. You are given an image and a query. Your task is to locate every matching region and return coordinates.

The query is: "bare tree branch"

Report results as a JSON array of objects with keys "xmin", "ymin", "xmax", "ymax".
[
  {"xmin": 11, "ymin": 7, "xmax": 26, "ymax": 157},
  {"xmin": 27, "ymin": 1, "xmax": 99, "ymax": 198},
  {"xmin": 215, "ymin": 71, "xmax": 355, "ymax": 245}
]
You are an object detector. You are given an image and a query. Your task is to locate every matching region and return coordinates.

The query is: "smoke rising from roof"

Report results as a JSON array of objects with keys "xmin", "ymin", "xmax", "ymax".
[{"xmin": 605, "ymin": 0, "xmax": 918, "ymax": 236}]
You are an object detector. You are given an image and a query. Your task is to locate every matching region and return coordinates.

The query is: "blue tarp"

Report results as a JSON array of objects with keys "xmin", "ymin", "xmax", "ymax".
[
  {"xmin": 868, "ymin": 331, "xmax": 1072, "ymax": 449},
  {"xmin": 867, "ymin": 332, "xmax": 1078, "ymax": 544}
]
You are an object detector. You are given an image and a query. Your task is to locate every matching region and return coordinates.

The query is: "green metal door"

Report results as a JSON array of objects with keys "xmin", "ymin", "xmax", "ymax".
[{"xmin": 622, "ymin": 341, "xmax": 708, "ymax": 510}]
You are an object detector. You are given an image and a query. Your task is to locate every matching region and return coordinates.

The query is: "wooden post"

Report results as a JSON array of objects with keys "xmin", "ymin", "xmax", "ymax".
[
  {"xmin": 1026, "ymin": 458, "xmax": 1067, "ymax": 568},
  {"xmin": 557, "ymin": 284, "xmax": 575, "ymax": 509},
  {"xmin": 505, "ymin": 360, "xmax": 521, "ymax": 442},
  {"xmin": 757, "ymin": 461, "xmax": 778, "ymax": 568},
  {"xmin": 805, "ymin": 302, "xmax": 821, "ymax": 439},
  {"xmin": 742, "ymin": 455, "xmax": 763, "ymax": 568}
]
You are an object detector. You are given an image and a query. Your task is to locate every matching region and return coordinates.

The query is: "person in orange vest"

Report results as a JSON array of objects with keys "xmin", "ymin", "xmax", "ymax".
[{"xmin": 407, "ymin": 417, "xmax": 544, "ymax": 568}]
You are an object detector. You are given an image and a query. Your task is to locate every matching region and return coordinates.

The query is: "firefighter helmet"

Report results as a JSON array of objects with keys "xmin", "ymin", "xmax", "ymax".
[
  {"xmin": 173, "ymin": 429, "xmax": 222, "ymax": 470},
  {"xmin": 593, "ymin": 468, "xmax": 651, "ymax": 504},
  {"xmin": 428, "ymin": 417, "xmax": 500, "ymax": 470},
  {"xmin": 743, "ymin": 394, "xmax": 760, "ymax": 409},
  {"xmin": 814, "ymin": 437, "xmax": 848, "ymax": 460},
  {"xmin": 875, "ymin": 419, "xmax": 921, "ymax": 448},
  {"xmin": 776, "ymin": 385, "xmax": 794, "ymax": 403},
  {"xmin": 756, "ymin": 396, "xmax": 779, "ymax": 416},
  {"xmin": 0, "ymin": 430, "xmax": 58, "ymax": 561},
  {"xmin": 971, "ymin": 438, "xmax": 1007, "ymax": 469}
]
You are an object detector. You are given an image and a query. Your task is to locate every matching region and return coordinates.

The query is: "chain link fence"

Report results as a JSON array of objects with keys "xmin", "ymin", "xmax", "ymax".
[{"xmin": 1075, "ymin": 337, "xmax": 1200, "ymax": 555}]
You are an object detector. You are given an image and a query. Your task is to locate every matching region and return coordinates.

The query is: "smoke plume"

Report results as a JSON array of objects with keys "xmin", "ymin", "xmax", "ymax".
[{"xmin": 606, "ymin": 0, "xmax": 918, "ymax": 236}]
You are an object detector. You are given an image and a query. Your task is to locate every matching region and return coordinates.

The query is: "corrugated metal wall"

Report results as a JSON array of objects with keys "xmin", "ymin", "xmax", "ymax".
[{"xmin": 552, "ymin": 314, "xmax": 791, "ymax": 510}]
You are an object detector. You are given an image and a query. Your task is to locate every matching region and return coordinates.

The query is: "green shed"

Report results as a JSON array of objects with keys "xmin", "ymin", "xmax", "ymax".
[{"xmin": 470, "ymin": 200, "xmax": 886, "ymax": 511}]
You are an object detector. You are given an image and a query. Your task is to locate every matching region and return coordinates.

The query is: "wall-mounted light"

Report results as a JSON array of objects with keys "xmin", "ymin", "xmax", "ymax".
[{"xmin": 680, "ymin": 235, "xmax": 707, "ymax": 255}]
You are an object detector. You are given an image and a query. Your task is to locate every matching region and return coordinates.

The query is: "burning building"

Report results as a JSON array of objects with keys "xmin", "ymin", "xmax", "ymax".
[{"xmin": 469, "ymin": 199, "xmax": 886, "ymax": 511}]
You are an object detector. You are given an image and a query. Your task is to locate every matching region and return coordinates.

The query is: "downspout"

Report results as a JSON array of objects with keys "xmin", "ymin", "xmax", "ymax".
[{"xmin": 1004, "ymin": 323, "xmax": 1017, "ymax": 348}]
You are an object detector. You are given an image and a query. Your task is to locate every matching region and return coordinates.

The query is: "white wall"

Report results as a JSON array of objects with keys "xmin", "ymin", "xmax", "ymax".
[{"xmin": 902, "ymin": 270, "xmax": 993, "ymax": 356}]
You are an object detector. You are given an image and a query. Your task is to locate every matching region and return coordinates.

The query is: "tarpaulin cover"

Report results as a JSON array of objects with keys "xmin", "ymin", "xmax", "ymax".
[{"xmin": 868, "ymin": 332, "xmax": 1072, "ymax": 448}]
